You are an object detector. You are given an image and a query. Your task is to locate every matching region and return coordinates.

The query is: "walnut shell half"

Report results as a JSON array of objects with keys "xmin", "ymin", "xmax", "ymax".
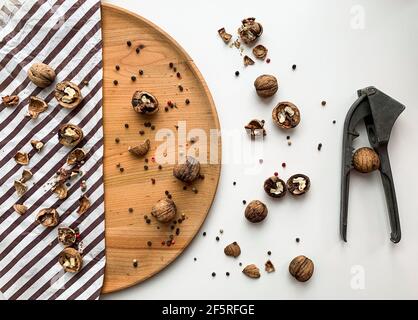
[
  {"xmin": 13, "ymin": 204, "xmax": 28, "ymax": 215},
  {"xmin": 55, "ymin": 81, "xmax": 82, "ymax": 109},
  {"xmin": 20, "ymin": 169, "xmax": 33, "ymax": 183},
  {"xmin": 59, "ymin": 247, "xmax": 82, "ymax": 273},
  {"xmin": 245, "ymin": 200, "xmax": 268, "ymax": 223},
  {"xmin": 264, "ymin": 176, "xmax": 286, "ymax": 198},
  {"xmin": 173, "ymin": 156, "xmax": 201, "ymax": 183},
  {"xmin": 289, "ymin": 255, "xmax": 314, "ymax": 282},
  {"xmin": 58, "ymin": 227, "xmax": 77, "ymax": 247},
  {"xmin": 151, "ymin": 198, "xmax": 177, "ymax": 223},
  {"xmin": 52, "ymin": 183, "xmax": 68, "ymax": 200},
  {"xmin": 28, "ymin": 96, "xmax": 48, "ymax": 119},
  {"xmin": 14, "ymin": 151, "xmax": 29, "ymax": 165},
  {"xmin": 272, "ymin": 101, "xmax": 301, "ymax": 129},
  {"xmin": 77, "ymin": 195, "xmax": 91, "ymax": 215},
  {"xmin": 218, "ymin": 27, "xmax": 232, "ymax": 44},
  {"xmin": 36, "ymin": 208, "xmax": 59, "ymax": 227},
  {"xmin": 252, "ymin": 44, "xmax": 268, "ymax": 59},
  {"xmin": 132, "ymin": 91, "xmax": 159, "ymax": 115},
  {"xmin": 58, "ymin": 123, "xmax": 83, "ymax": 147},
  {"xmin": 254, "ymin": 74, "xmax": 278, "ymax": 98},
  {"xmin": 128, "ymin": 139, "xmax": 150, "ymax": 157},
  {"xmin": 242, "ymin": 264, "xmax": 261, "ymax": 279},
  {"xmin": 67, "ymin": 148, "xmax": 86, "ymax": 165},
  {"xmin": 14, "ymin": 180, "xmax": 27, "ymax": 196},
  {"xmin": 287, "ymin": 174, "xmax": 310, "ymax": 196},
  {"xmin": 28, "ymin": 62, "xmax": 56, "ymax": 88},
  {"xmin": 224, "ymin": 242, "xmax": 241, "ymax": 257}
]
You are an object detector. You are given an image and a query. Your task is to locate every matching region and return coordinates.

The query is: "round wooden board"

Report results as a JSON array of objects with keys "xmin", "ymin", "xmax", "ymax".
[{"xmin": 101, "ymin": 4, "xmax": 221, "ymax": 293}]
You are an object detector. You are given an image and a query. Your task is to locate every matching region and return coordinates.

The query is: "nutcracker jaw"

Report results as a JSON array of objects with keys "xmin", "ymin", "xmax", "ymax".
[{"xmin": 340, "ymin": 87, "xmax": 405, "ymax": 243}]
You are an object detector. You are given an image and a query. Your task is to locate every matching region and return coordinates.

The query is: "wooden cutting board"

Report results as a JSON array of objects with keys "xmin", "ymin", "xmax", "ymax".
[{"xmin": 101, "ymin": 4, "xmax": 221, "ymax": 293}]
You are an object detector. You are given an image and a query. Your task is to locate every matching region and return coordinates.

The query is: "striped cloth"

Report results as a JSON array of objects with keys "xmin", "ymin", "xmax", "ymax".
[{"xmin": 0, "ymin": 0, "xmax": 105, "ymax": 300}]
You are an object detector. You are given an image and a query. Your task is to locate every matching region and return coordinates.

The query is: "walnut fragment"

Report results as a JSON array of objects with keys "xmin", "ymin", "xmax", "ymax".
[
  {"xmin": 265, "ymin": 260, "xmax": 275, "ymax": 273},
  {"xmin": 14, "ymin": 180, "xmax": 27, "ymax": 196},
  {"xmin": 28, "ymin": 96, "xmax": 48, "ymax": 119},
  {"xmin": 14, "ymin": 151, "xmax": 29, "ymax": 165},
  {"xmin": 67, "ymin": 148, "xmax": 86, "ymax": 165},
  {"xmin": 36, "ymin": 208, "xmax": 59, "ymax": 227},
  {"xmin": 2, "ymin": 95, "xmax": 19, "ymax": 107},
  {"xmin": 59, "ymin": 247, "xmax": 82, "ymax": 273},
  {"xmin": 20, "ymin": 169, "xmax": 33, "ymax": 183},
  {"xmin": 243, "ymin": 55, "xmax": 255, "ymax": 66},
  {"xmin": 77, "ymin": 195, "xmax": 91, "ymax": 215},
  {"xmin": 128, "ymin": 139, "xmax": 150, "ymax": 158},
  {"xmin": 224, "ymin": 242, "xmax": 241, "ymax": 257},
  {"xmin": 242, "ymin": 264, "xmax": 261, "ymax": 279},
  {"xmin": 52, "ymin": 183, "xmax": 68, "ymax": 200},
  {"xmin": 245, "ymin": 119, "xmax": 266, "ymax": 138},
  {"xmin": 218, "ymin": 27, "xmax": 232, "ymax": 44},
  {"xmin": 31, "ymin": 140, "xmax": 44, "ymax": 152},
  {"xmin": 13, "ymin": 204, "xmax": 27, "ymax": 215}
]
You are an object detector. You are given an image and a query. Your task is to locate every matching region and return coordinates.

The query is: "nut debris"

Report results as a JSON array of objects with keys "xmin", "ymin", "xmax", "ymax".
[
  {"xmin": 28, "ymin": 96, "xmax": 48, "ymax": 119},
  {"xmin": 77, "ymin": 195, "xmax": 91, "ymax": 215},
  {"xmin": 218, "ymin": 27, "xmax": 232, "ymax": 43},
  {"xmin": 2, "ymin": 95, "xmax": 19, "ymax": 107},
  {"xmin": 13, "ymin": 204, "xmax": 27, "ymax": 215},
  {"xmin": 36, "ymin": 208, "xmax": 59, "ymax": 227},
  {"xmin": 128, "ymin": 139, "xmax": 150, "ymax": 158},
  {"xmin": 59, "ymin": 247, "xmax": 82, "ymax": 273},
  {"xmin": 20, "ymin": 169, "xmax": 33, "ymax": 183},
  {"xmin": 224, "ymin": 242, "xmax": 241, "ymax": 257},
  {"xmin": 242, "ymin": 264, "xmax": 261, "ymax": 278},
  {"xmin": 14, "ymin": 151, "xmax": 29, "ymax": 165},
  {"xmin": 265, "ymin": 260, "xmax": 275, "ymax": 273},
  {"xmin": 52, "ymin": 183, "xmax": 68, "ymax": 200},
  {"xmin": 245, "ymin": 119, "xmax": 266, "ymax": 138}
]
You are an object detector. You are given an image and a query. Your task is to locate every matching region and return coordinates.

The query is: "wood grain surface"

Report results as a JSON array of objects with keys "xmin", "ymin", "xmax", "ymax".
[{"xmin": 101, "ymin": 4, "xmax": 221, "ymax": 293}]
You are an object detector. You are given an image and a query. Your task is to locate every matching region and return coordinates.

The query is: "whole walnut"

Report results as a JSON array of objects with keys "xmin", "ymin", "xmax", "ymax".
[
  {"xmin": 151, "ymin": 198, "xmax": 177, "ymax": 223},
  {"xmin": 224, "ymin": 242, "xmax": 241, "ymax": 257},
  {"xmin": 173, "ymin": 156, "xmax": 201, "ymax": 183},
  {"xmin": 238, "ymin": 18, "xmax": 263, "ymax": 44},
  {"xmin": 28, "ymin": 62, "xmax": 56, "ymax": 88},
  {"xmin": 289, "ymin": 255, "xmax": 314, "ymax": 282},
  {"xmin": 245, "ymin": 200, "xmax": 268, "ymax": 223},
  {"xmin": 254, "ymin": 74, "xmax": 278, "ymax": 98},
  {"xmin": 242, "ymin": 264, "xmax": 261, "ymax": 279},
  {"xmin": 353, "ymin": 147, "xmax": 380, "ymax": 173}
]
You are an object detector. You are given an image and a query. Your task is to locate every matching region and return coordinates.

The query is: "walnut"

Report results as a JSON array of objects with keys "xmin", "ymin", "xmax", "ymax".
[
  {"xmin": 30, "ymin": 140, "xmax": 44, "ymax": 152},
  {"xmin": 287, "ymin": 174, "xmax": 310, "ymax": 196},
  {"xmin": 242, "ymin": 264, "xmax": 261, "ymax": 279},
  {"xmin": 58, "ymin": 123, "xmax": 83, "ymax": 147},
  {"xmin": 27, "ymin": 96, "xmax": 48, "ymax": 119},
  {"xmin": 243, "ymin": 55, "xmax": 255, "ymax": 66},
  {"xmin": 20, "ymin": 169, "xmax": 33, "ymax": 183},
  {"xmin": 272, "ymin": 102, "xmax": 301, "ymax": 129},
  {"xmin": 77, "ymin": 195, "xmax": 91, "ymax": 215},
  {"xmin": 52, "ymin": 183, "xmax": 68, "ymax": 200},
  {"xmin": 353, "ymin": 147, "xmax": 380, "ymax": 173},
  {"xmin": 28, "ymin": 62, "xmax": 56, "ymax": 88},
  {"xmin": 254, "ymin": 74, "xmax": 278, "ymax": 98},
  {"xmin": 218, "ymin": 27, "xmax": 232, "ymax": 44},
  {"xmin": 264, "ymin": 176, "xmax": 287, "ymax": 198},
  {"xmin": 13, "ymin": 204, "xmax": 27, "ymax": 215},
  {"xmin": 14, "ymin": 180, "xmax": 27, "ymax": 196},
  {"xmin": 265, "ymin": 260, "xmax": 275, "ymax": 273},
  {"xmin": 58, "ymin": 227, "xmax": 77, "ymax": 247},
  {"xmin": 224, "ymin": 242, "xmax": 241, "ymax": 257},
  {"xmin": 14, "ymin": 151, "xmax": 29, "ymax": 165},
  {"xmin": 55, "ymin": 81, "xmax": 82, "ymax": 109},
  {"xmin": 59, "ymin": 247, "xmax": 82, "ymax": 273},
  {"xmin": 289, "ymin": 255, "xmax": 314, "ymax": 282},
  {"xmin": 173, "ymin": 156, "xmax": 201, "ymax": 183},
  {"xmin": 245, "ymin": 200, "xmax": 268, "ymax": 223},
  {"xmin": 238, "ymin": 18, "xmax": 263, "ymax": 44},
  {"xmin": 128, "ymin": 139, "xmax": 150, "ymax": 158},
  {"xmin": 245, "ymin": 119, "xmax": 266, "ymax": 138},
  {"xmin": 151, "ymin": 198, "xmax": 177, "ymax": 223},
  {"xmin": 252, "ymin": 44, "xmax": 268, "ymax": 59},
  {"xmin": 67, "ymin": 148, "xmax": 86, "ymax": 165},
  {"xmin": 36, "ymin": 208, "xmax": 59, "ymax": 227},
  {"xmin": 131, "ymin": 91, "xmax": 159, "ymax": 115},
  {"xmin": 2, "ymin": 95, "xmax": 19, "ymax": 107}
]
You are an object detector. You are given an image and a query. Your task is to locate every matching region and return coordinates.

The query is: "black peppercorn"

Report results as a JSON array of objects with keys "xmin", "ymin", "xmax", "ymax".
[
  {"xmin": 139, "ymin": 130, "xmax": 144, "ymax": 135},
  {"xmin": 165, "ymin": 190, "xmax": 169, "ymax": 195},
  {"xmin": 147, "ymin": 241, "xmax": 152, "ymax": 247},
  {"xmin": 233, "ymin": 181, "xmax": 236, "ymax": 186},
  {"xmin": 164, "ymin": 106, "xmax": 169, "ymax": 112},
  {"xmin": 268, "ymin": 251, "xmax": 271, "ymax": 256},
  {"xmin": 139, "ymin": 44, "xmax": 145, "ymax": 49},
  {"xmin": 178, "ymin": 85, "xmax": 184, "ymax": 92},
  {"xmin": 139, "ymin": 69, "xmax": 144, "ymax": 75},
  {"xmin": 131, "ymin": 75, "xmax": 136, "ymax": 81},
  {"xmin": 146, "ymin": 218, "xmax": 151, "ymax": 224},
  {"xmin": 151, "ymin": 178, "xmax": 155, "ymax": 184},
  {"xmin": 127, "ymin": 40, "xmax": 132, "ymax": 47},
  {"xmin": 128, "ymin": 208, "xmax": 133, "ymax": 213},
  {"xmin": 318, "ymin": 143, "xmax": 323, "ymax": 151},
  {"xmin": 333, "ymin": 120, "xmax": 336, "ymax": 124},
  {"xmin": 119, "ymin": 167, "xmax": 124, "ymax": 173},
  {"xmin": 242, "ymin": 200, "xmax": 246, "ymax": 205},
  {"xmin": 292, "ymin": 64, "xmax": 297, "ymax": 70},
  {"xmin": 169, "ymin": 62, "xmax": 174, "ymax": 68},
  {"xmin": 136, "ymin": 47, "xmax": 140, "ymax": 54},
  {"xmin": 173, "ymin": 67, "xmax": 177, "ymax": 72},
  {"xmin": 183, "ymin": 186, "xmax": 187, "ymax": 190},
  {"xmin": 212, "ymin": 272, "xmax": 216, "ymax": 277},
  {"xmin": 185, "ymin": 98, "xmax": 190, "ymax": 105},
  {"xmin": 176, "ymin": 72, "xmax": 181, "ymax": 78},
  {"xmin": 115, "ymin": 65, "xmax": 120, "ymax": 71},
  {"xmin": 235, "ymin": 71, "xmax": 240, "ymax": 76},
  {"xmin": 144, "ymin": 165, "xmax": 148, "ymax": 170},
  {"xmin": 194, "ymin": 257, "xmax": 197, "ymax": 261},
  {"xmin": 158, "ymin": 165, "xmax": 162, "ymax": 170},
  {"xmin": 151, "ymin": 125, "xmax": 155, "ymax": 130},
  {"xmin": 115, "ymin": 138, "xmax": 120, "ymax": 143},
  {"xmin": 226, "ymin": 272, "xmax": 230, "ymax": 276},
  {"xmin": 124, "ymin": 123, "xmax": 129, "ymax": 128},
  {"xmin": 203, "ymin": 232, "xmax": 206, "ymax": 236},
  {"xmin": 113, "ymin": 80, "xmax": 118, "ymax": 85},
  {"xmin": 216, "ymin": 236, "xmax": 220, "ymax": 241},
  {"xmin": 132, "ymin": 259, "xmax": 138, "ymax": 267},
  {"xmin": 321, "ymin": 100, "xmax": 327, "ymax": 106}
]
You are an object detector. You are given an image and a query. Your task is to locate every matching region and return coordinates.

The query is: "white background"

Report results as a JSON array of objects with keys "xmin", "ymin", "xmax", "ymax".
[{"xmin": 100, "ymin": 0, "xmax": 418, "ymax": 300}]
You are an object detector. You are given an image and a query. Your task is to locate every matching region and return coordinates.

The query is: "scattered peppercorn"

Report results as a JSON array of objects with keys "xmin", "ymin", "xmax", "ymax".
[
  {"xmin": 192, "ymin": 188, "xmax": 198, "ymax": 194},
  {"xmin": 147, "ymin": 241, "xmax": 152, "ymax": 247},
  {"xmin": 321, "ymin": 100, "xmax": 327, "ymax": 106},
  {"xmin": 274, "ymin": 172, "xmax": 278, "ymax": 177},
  {"xmin": 127, "ymin": 40, "xmax": 132, "ymax": 47},
  {"xmin": 144, "ymin": 165, "xmax": 148, "ymax": 170},
  {"xmin": 235, "ymin": 71, "xmax": 240, "ymax": 76},
  {"xmin": 167, "ymin": 194, "xmax": 172, "ymax": 199},
  {"xmin": 194, "ymin": 257, "xmax": 197, "ymax": 261},
  {"xmin": 113, "ymin": 80, "xmax": 118, "ymax": 85},
  {"xmin": 145, "ymin": 158, "xmax": 149, "ymax": 163},
  {"xmin": 266, "ymin": 58, "xmax": 271, "ymax": 63},
  {"xmin": 288, "ymin": 141, "xmax": 292, "ymax": 146},
  {"xmin": 115, "ymin": 65, "xmax": 120, "ymax": 71},
  {"xmin": 268, "ymin": 251, "xmax": 272, "ymax": 256},
  {"xmin": 146, "ymin": 218, "xmax": 151, "ymax": 224},
  {"xmin": 178, "ymin": 85, "xmax": 184, "ymax": 92},
  {"xmin": 233, "ymin": 181, "xmax": 236, "ymax": 186},
  {"xmin": 164, "ymin": 106, "xmax": 169, "ymax": 112},
  {"xmin": 116, "ymin": 163, "xmax": 121, "ymax": 168},
  {"xmin": 171, "ymin": 225, "xmax": 175, "ymax": 230},
  {"xmin": 203, "ymin": 232, "xmax": 206, "ymax": 236},
  {"xmin": 132, "ymin": 259, "xmax": 138, "ymax": 267},
  {"xmin": 139, "ymin": 44, "xmax": 145, "ymax": 49},
  {"xmin": 139, "ymin": 130, "xmax": 145, "ymax": 135},
  {"xmin": 173, "ymin": 67, "xmax": 177, "ymax": 72},
  {"xmin": 83, "ymin": 80, "xmax": 89, "ymax": 86},
  {"xmin": 239, "ymin": 262, "xmax": 242, "ymax": 266},
  {"xmin": 296, "ymin": 238, "xmax": 300, "ymax": 243},
  {"xmin": 128, "ymin": 208, "xmax": 133, "ymax": 213},
  {"xmin": 131, "ymin": 75, "xmax": 136, "ymax": 81},
  {"xmin": 115, "ymin": 137, "xmax": 120, "ymax": 143},
  {"xmin": 242, "ymin": 200, "xmax": 247, "ymax": 205},
  {"xmin": 119, "ymin": 167, "xmax": 124, "ymax": 173},
  {"xmin": 318, "ymin": 143, "xmax": 323, "ymax": 151},
  {"xmin": 286, "ymin": 136, "xmax": 290, "ymax": 140},
  {"xmin": 169, "ymin": 62, "xmax": 174, "ymax": 68},
  {"xmin": 226, "ymin": 272, "xmax": 230, "ymax": 276},
  {"xmin": 292, "ymin": 64, "xmax": 297, "ymax": 70},
  {"xmin": 216, "ymin": 236, "xmax": 220, "ymax": 241},
  {"xmin": 282, "ymin": 162, "xmax": 286, "ymax": 168},
  {"xmin": 144, "ymin": 215, "xmax": 148, "ymax": 219},
  {"xmin": 185, "ymin": 98, "xmax": 190, "ymax": 105},
  {"xmin": 151, "ymin": 178, "xmax": 155, "ymax": 184},
  {"xmin": 139, "ymin": 69, "xmax": 144, "ymax": 75},
  {"xmin": 150, "ymin": 125, "xmax": 155, "ymax": 130},
  {"xmin": 158, "ymin": 165, "xmax": 162, "ymax": 170},
  {"xmin": 212, "ymin": 272, "xmax": 216, "ymax": 277},
  {"xmin": 136, "ymin": 47, "xmax": 140, "ymax": 54},
  {"xmin": 66, "ymin": 182, "xmax": 71, "ymax": 187},
  {"xmin": 176, "ymin": 228, "xmax": 180, "ymax": 236},
  {"xmin": 165, "ymin": 190, "xmax": 169, "ymax": 195},
  {"xmin": 183, "ymin": 186, "xmax": 187, "ymax": 190},
  {"xmin": 176, "ymin": 72, "xmax": 181, "ymax": 78},
  {"xmin": 219, "ymin": 229, "xmax": 223, "ymax": 234},
  {"xmin": 124, "ymin": 123, "xmax": 129, "ymax": 128},
  {"xmin": 333, "ymin": 120, "xmax": 336, "ymax": 124}
]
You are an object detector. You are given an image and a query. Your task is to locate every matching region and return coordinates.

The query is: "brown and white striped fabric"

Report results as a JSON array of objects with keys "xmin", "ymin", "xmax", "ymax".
[{"xmin": 0, "ymin": 0, "xmax": 105, "ymax": 300}]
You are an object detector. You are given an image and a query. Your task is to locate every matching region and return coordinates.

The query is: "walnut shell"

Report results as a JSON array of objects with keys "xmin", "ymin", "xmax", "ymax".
[
  {"xmin": 243, "ymin": 55, "xmax": 255, "ymax": 66},
  {"xmin": 265, "ymin": 260, "xmax": 275, "ymax": 273},
  {"xmin": 224, "ymin": 242, "xmax": 241, "ymax": 257},
  {"xmin": 20, "ymin": 169, "xmax": 33, "ymax": 183},
  {"xmin": 245, "ymin": 200, "xmax": 268, "ymax": 223},
  {"xmin": 128, "ymin": 139, "xmax": 150, "ymax": 158},
  {"xmin": 58, "ymin": 123, "xmax": 83, "ymax": 147},
  {"xmin": 132, "ymin": 91, "xmax": 159, "ymax": 115},
  {"xmin": 13, "ymin": 204, "xmax": 27, "ymax": 215},
  {"xmin": 27, "ymin": 96, "xmax": 48, "ymax": 119},
  {"xmin": 28, "ymin": 62, "xmax": 56, "ymax": 88},
  {"xmin": 59, "ymin": 247, "xmax": 82, "ymax": 273},
  {"xmin": 36, "ymin": 208, "xmax": 59, "ymax": 227},
  {"xmin": 67, "ymin": 148, "xmax": 86, "ymax": 165},
  {"xmin": 52, "ymin": 183, "xmax": 68, "ymax": 200},
  {"xmin": 2, "ymin": 95, "xmax": 19, "ymax": 107},
  {"xmin": 272, "ymin": 102, "xmax": 301, "ymax": 129},
  {"xmin": 289, "ymin": 255, "xmax": 314, "ymax": 282},
  {"xmin": 14, "ymin": 180, "xmax": 27, "ymax": 196},
  {"xmin": 218, "ymin": 27, "xmax": 232, "ymax": 44},
  {"xmin": 58, "ymin": 227, "xmax": 77, "ymax": 247},
  {"xmin": 173, "ymin": 156, "xmax": 201, "ymax": 183},
  {"xmin": 264, "ymin": 176, "xmax": 287, "ymax": 198},
  {"xmin": 55, "ymin": 81, "xmax": 82, "ymax": 109},
  {"xmin": 242, "ymin": 264, "xmax": 261, "ymax": 279},
  {"xmin": 151, "ymin": 198, "xmax": 177, "ymax": 223},
  {"xmin": 254, "ymin": 74, "xmax": 278, "ymax": 98},
  {"xmin": 252, "ymin": 44, "xmax": 268, "ymax": 59},
  {"xmin": 287, "ymin": 174, "xmax": 310, "ymax": 196},
  {"xmin": 14, "ymin": 151, "xmax": 29, "ymax": 165},
  {"xmin": 30, "ymin": 140, "xmax": 44, "ymax": 152},
  {"xmin": 353, "ymin": 147, "xmax": 380, "ymax": 173},
  {"xmin": 245, "ymin": 119, "xmax": 266, "ymax": 138},
  {"xmin": 238, "ymin": 17, "xmax": 263, "ymax": 44},
  {"xmin": 77, "ymin": 195, "xmax": 91, "ymax": 215}
]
